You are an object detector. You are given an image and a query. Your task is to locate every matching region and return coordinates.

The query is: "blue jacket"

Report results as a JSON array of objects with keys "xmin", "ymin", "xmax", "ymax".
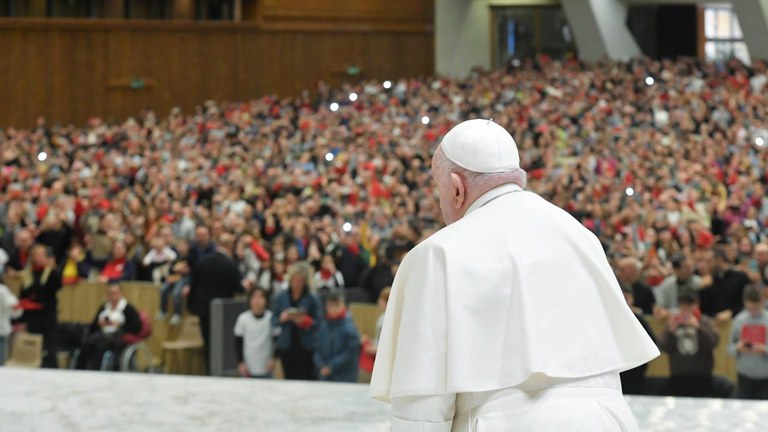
[
  {"xmin": 313, "ymin": 312, "xmax": 360, "ymax": 383},
  {"xmin": 272, "ymin": 290, "xmax": 321, "ymax": 352}
]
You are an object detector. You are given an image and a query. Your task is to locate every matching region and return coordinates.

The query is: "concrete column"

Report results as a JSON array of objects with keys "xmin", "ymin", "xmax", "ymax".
[
  {"xmin": 436, "ymin": 0, "xmax": 493, "ymax": 78},
  {"xmin": 562, "ymin": 0, "xmax": 640, "ymax": 63},
  {"xmin": 732, "ymin": 0, "xmax": 768, "ymax": 62}
]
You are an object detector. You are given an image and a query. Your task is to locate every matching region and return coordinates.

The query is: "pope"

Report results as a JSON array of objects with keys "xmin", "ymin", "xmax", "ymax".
[{"xmin": 370, "ymin": 119, "xmax": 659, "ymax": 431}]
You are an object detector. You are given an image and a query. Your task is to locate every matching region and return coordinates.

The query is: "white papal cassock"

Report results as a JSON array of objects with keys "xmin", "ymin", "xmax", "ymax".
[{"xmin": 370, "ymin": 183, "xmax": 660, "ymax": 431}]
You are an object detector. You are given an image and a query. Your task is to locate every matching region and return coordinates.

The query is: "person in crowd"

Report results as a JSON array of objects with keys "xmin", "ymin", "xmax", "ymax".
[
  {"xmin": 360, "ymin": 243, "xmax": 397, "ymax": 303},
  {"xmin": 313, "ymin": 293, "xmax": 360, "ymax": 383},
  {"xmin": 700, "ymin": 247, "xmax": 752, "ymax": 323},
  {"xmin": 653, "ymin": 255, "xmax": 702, "ymax": 318},
  {"xmin": 616, "ymin": 256, "xmax": 656, "ymax": 315},
  {"xmin": 6, "ymin": 229, "xmax": 34, "ymax": 273},
  {"xmin": 188, "ymin": 225, "xmax": 217, "ymax": 269},
  {"xmin": 98, "ymin": 241, "xmax": 136, "ymax": 283},
  {"xmin": 186, "ymin": 233, "xmax": 242, "ymax": 370},
  {"xmin": 75, "ymin": 283, "xmax": 142, "ymax": 370},
  {"xmin": 619, "ymin": 283, "xmax": 657, "ymax": 395},
  {"xmin": 360, "ymin": 287, "xmax": 391, "ymax": 375},
  {"xmin": 157, "ymin": 239, "xmax": 191, "ymax": 325},
  {"xmin": 272, "ymin": 262, "xmax": 321, "ymax": 380},
  {"xmin": 17, "ymin": 244, "xmax": 61, "ymax": 368},
  {"xmin": 234, "ymin": 286, "xmax": 275, "ymax": 378},
  {"xmin": 61, "ymin": 242, "xmax": 90, "ymax": 285},
  {"xmin": 658, "ymin": 292, "xmax": 733, "ymax": 398},
  {"xmin": 234, "ymin": 234, "xmax": 262, "ymax": 292},
  {"xmin": 0, "ymin": 281, "xmax": 22, "ymax": 365},
  {"xmin": 141, "ymin": 236, "xmax": 177, "ymax": 285},
  {"xmin": 728, "ymin": 287, "xmax": 768, "ymax": 399},
  {"xmin": 313, "ymin": 253, "xmax": 345, "ymax": 296}
]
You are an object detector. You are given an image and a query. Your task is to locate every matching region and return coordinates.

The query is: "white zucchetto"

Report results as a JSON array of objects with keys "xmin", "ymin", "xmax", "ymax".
[{"xmin": 440, "ymin": 119, "xmax": 520, "ymax": 173}]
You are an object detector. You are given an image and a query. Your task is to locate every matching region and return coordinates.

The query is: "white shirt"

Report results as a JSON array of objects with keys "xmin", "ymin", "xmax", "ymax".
[
  {"xmin": 370, "ymin": 184, "xmax": 659, "ymax": 430},
  {"xmin": 0, "ymin": 284, "xmax": 21, "ymax": 337},
  {"xmin": 98, "ymin": 298, "xmax": 128, "ymax": 334},
  {"xmin": 234, "ymin": 310, "xmax": 274, "ymax": 376}
]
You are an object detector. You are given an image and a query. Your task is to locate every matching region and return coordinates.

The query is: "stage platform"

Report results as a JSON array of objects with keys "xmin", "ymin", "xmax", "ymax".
[{"xmin": 1, "ymin": 368, "xmax": 768, "ymax": 431}]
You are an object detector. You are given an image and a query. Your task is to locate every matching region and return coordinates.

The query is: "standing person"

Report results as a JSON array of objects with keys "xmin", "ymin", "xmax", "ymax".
[
  {"xmin": 313, "ymin": 293, "xmax": 360, "ymax": 382},
  {"xmin": 234, "ymin": 287, "xmax": 275, "ymax": 378},
  {"xmin": 616, "ymin": 256, "xmax": 656, "ymax": 315},
  {"xmin": 17, "ymin": 245, "xmax": 62, "ymax": 368},
  {"xmin": 700, "ymin": 247, "xmax": 752, "ymax": 324},
  {"xmin": 653, "ymin": 254, "xmax": 702, "ymax": 318},
  {"xmin": 728, "ymin": 287, "xmax": 768, "ymax": 399},
  {"xmin": 0, "ymin": 282, "xmax": 22, "ymax": 365},
  {"xmin": 185, "ymin": 234, "xmax": 242, "ymax": 371},
  {"xmin": 657, "ymin": 292, "xmax": 733, "ymax": 398},
  {"xmin": 313, "ymin": 253, "xmax": 345, "ymax": 295},
  {"xmin": 272, "ymin": 262, "xmax": 321, "ymax": 380},
  {"xmin": 370, "ymin": 120, "xmax": 658, "ymax": 430}
]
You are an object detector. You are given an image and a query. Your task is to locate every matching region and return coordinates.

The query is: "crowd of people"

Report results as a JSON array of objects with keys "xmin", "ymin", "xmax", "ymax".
[{"xmin": 1, "ymin": 55, "xmax": 768, "ymax": 396}]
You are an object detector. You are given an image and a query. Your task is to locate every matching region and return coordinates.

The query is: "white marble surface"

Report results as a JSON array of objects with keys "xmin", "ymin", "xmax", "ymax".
[{"xmin": 1, "ymin": 368, "xmax": 768, "ymax": 431}]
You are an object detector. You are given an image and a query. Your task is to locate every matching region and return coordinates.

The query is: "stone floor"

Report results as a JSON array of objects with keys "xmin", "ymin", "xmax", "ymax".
[{"xmin": 1, "ymin": 368, "xmax": 767, "ymax": 431}]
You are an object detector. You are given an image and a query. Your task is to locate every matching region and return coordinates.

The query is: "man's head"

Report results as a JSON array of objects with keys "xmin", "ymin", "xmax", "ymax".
[
  {"xmin": 431, "ymin": 119, "xmax": 526, "ymax": 225},
  {"xmin": 107, "ymin": 283, "xmax": 123, "ymax": 306},
  {"xmin": 14, "ymin": 229, "xmax": 33, "ymax": 251},
  {"xmin": 743, "ymin": 286, "xmax": 764, "ymax": 318},
  {"xmin": 617, "ymin": 257, "xmax": 642, "ymax": 284},
  {"xmin": 713, "ymin": 247, "xmax": 730, "ymax": 272},
  {"xmin": 194, "ymin": 225, "xmax": 210, "ymax": 247},
  {"xmin": 671, "ymin": 255, "xmax": 693, "ymax": 281},
  {"xmin": 755, "ymin": 243, "xmax": 768, "ymax": 266},
  {"xmin": 677, "ymin": 291, "xmax": 699, "ymax": 316}
]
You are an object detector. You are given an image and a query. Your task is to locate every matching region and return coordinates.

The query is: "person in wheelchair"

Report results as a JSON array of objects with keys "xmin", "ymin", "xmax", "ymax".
[{"xmin": 75, "ymin": 283, "xmax": 141, "ymax": 370}]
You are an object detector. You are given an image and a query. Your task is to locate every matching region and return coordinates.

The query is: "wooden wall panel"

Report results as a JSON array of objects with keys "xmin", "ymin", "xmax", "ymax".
[{"xmin": 0, "ymin": 19, "xmax": 433, "ymax": 127}]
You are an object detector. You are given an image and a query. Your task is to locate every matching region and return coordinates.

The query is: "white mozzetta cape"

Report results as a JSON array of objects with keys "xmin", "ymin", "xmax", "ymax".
[{"xmin": 370, "ymin": 185, "xmax": 659, "ymax": 402}]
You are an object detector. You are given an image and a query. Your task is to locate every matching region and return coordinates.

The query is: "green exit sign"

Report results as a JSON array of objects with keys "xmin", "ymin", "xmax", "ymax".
[
  {"xmin": 129, "ymin": 78, "xmax": 145, "ymax": 90},
  {"xmin": 346, "ymin": 66, "xmax": 361, "ymax": 76}
]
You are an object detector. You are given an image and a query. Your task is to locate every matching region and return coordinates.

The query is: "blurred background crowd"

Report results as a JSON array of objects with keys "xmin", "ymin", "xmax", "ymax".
[{"xmin": 2, "ymin": 55, "xmax": 768, "ymax": 398}]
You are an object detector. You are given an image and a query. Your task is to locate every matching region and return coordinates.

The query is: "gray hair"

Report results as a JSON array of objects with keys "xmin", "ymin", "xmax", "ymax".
[{"xmin": 438, "ymin": 149, "xmax": 527, "ymax": 190}]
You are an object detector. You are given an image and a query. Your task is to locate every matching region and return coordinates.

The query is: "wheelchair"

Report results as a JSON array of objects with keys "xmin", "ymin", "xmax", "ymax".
[{"xmin": 68, "ymin": 310, "xmax": 156, "ymax": 373}]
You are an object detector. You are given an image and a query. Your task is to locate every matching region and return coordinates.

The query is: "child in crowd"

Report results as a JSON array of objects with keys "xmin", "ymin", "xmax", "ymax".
[
  {"xmin": 729, "ymin": 286, "xmax": 768, "ymax": 399},
  {"xmin": 157, "ymin": 239, "xmax": 190, "ymax": 325},
  {"xmin": 234, "ymin": 287, "xmax": 275, "ymax": 378},
  {"xmin": 359, "ymin": 287, "xmax": 390, "ymax": 376},
  {"xmin": 313, "ymin": 253, "xmax": 345, "ymax": 295},
  {"xmin": 313, "ymin": 293, "xmax": 360, "ymax": 382}
]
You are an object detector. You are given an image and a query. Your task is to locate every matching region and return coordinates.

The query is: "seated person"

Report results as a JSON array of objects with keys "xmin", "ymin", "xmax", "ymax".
[
  {"xmin": 313, "ymin": 293, "xmax": 360, "ymax": 382},
  {"xmin": 658, "ymin": 291, "xmax": 734, "ymax": 398},
  {"xmin": 76, "ymin": 283, "xmax": 141, "ymax": 370},
  {"xmin": 98, "ymin": 241, "xmax": 136, "ymax": 284}
]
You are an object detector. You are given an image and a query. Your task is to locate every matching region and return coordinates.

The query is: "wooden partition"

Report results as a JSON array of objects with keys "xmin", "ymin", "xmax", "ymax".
[{"xmin": 0, "ymin": 15, "xmax": 433, "ymax": 127}]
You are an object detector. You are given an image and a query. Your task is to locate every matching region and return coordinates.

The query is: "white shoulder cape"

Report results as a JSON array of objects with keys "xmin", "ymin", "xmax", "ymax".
[{"xmin": 370, "ymin": 187, "xmax": 659, "ymax": 402}]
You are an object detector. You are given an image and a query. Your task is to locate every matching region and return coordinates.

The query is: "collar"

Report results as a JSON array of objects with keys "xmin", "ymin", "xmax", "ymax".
[{"xmin": 466, "ymin": 183, "xmax": 523, "ymax": 216}]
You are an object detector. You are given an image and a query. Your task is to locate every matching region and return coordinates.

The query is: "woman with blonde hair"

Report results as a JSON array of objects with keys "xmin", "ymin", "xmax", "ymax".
[{"xmin": 272, "ymin": 262, "xmax": 321, "ymax": 380}]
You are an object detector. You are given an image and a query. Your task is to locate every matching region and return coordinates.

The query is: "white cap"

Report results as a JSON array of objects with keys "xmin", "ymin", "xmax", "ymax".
[{"xmin": 440, "ymin": 119, "xmax": 520, "ymax": 173}]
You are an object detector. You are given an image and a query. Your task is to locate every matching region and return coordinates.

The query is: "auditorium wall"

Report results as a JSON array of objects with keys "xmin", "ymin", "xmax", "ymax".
[{"xmin": 0, "ymin": 2, "xmax": 433, "ymax": 127}]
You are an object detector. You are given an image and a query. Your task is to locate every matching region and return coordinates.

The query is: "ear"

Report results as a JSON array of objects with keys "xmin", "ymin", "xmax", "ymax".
[{"xmin": 450, "ymin": 172, "xmax": 466, "ymax": 209}]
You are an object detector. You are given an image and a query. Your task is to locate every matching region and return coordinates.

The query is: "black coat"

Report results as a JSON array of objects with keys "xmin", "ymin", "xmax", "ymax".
[
  {"xmin": 88, "ymin": 301, "xmax": 142, "ymax": 336},
  {"xmin": 188, "ymin": 251, "xmax": 242, "ymax": 316}
]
